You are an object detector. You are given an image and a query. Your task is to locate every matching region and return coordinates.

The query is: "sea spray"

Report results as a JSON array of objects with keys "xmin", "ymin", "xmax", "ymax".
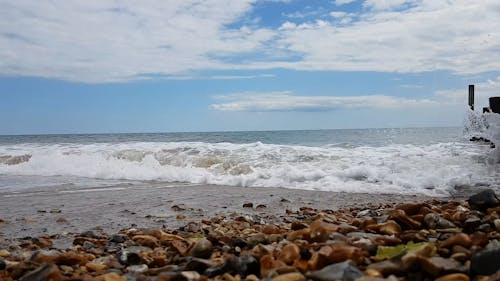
[{"xmin": 0, "ymin": 138, "xmax": 495, "ymax": 196}]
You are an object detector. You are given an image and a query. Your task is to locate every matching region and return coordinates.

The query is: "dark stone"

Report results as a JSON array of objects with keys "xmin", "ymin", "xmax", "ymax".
[
  {"xmin": 306, "ymin": 260, "xmax": 364, "ymax": 281},
  {"xmin": 477, "ymin": 223, "xmax": 492, "ymax": 232},
  {"xmin": 300, "ymin": 248, "xmax": 312, "ymax": 260},
  {"xmin": 471, "ymin": 246, "xmax": 500, "ymax": 275},
  {"xmin": 231, "ymin": 255, "xmax": 259, "ymax": 278},
  {"xmin": 185, "ymin": 257, "xmax": 216, "ymax": 273},
  {"xmin": 80, "ymin": 230, "xmax": 98, "ymax": 238},
  {"xmin": 204, "ymin": 255, "xmax": 259, "ymax": 278},
  {"xmin": 468, "ymin": 189, "xmax": 500, "ymax": 211},
  {"xmin": 243, "ymin": 202, "xmax": 253, "ymax": 208},
  {"xmin": 109, "ymin": 234, "xmax": 127, "ymax": 243},
  {"xmin": 117, "ymin": 246, "xmax": 150, "ymax": 265},
  {"xmin": 463, "ymin": 217, "xmax": 482, "ymax": 233},
  {"xmin": 0, "ymin": 260, "xmax": 5, "ymax": 270},
  {"xmin": 19, "ymin": 264, "xmax": 54, "ymax": 281}
]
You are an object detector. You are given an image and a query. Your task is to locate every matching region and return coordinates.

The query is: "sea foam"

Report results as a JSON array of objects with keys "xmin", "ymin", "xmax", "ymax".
[{"xmin": 0, "ymin": 140, "xmax": 496, "ymax": 196}]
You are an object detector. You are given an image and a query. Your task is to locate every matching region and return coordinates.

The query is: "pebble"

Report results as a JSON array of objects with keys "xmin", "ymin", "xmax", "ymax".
[
  {"xmin": 307, "ymin": 260, "xmax": 364, "ymax": 281},
  {"xmin": 468, "ymin": 189, "xmax": 500, "ymax": 211},
  {"xmin": 435, "ymin": 273, "xmax": 470, "ymax": 281},
  {"xmin": 188, "ymin": 238, "xmax": 213, "ymax": 259},
  {"xmin": 1, "ymin": 190, "xmax": 500, "ymax": 280},
  {"xmin": 471, "ymin": 245, "xmax": 500, "ymax": 276}
]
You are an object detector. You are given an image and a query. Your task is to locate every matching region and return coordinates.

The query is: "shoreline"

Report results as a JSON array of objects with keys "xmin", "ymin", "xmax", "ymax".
[{"xmin": 0, "ymin": 184, "xmax": 438, "ymax": 239}]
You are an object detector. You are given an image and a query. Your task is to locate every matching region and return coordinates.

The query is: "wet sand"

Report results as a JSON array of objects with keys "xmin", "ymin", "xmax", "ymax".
[{"xmin": 0, "ymin": 183, "xmax": 438, "ymax": 239}]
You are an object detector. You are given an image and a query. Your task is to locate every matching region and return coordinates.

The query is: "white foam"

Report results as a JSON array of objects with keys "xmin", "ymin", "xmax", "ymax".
[{"xmin": 0, "ymin": 139, "xmax": 497, "ymax": 196}]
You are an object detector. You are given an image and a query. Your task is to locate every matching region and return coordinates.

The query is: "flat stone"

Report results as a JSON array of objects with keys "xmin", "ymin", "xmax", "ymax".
[
  {"xmin": 307, "ymin": 260, "xmax": 364, "ymax": 281},
  {"xmin": 471, "ymin": 246, "xmax": 500, "ymax": 275},
  {"xmin": 367, "ymin": 260, "xmax": 402, "ymax": 276},
  {"xmin": 468, "ymin": 189, "xmax": 500, "ymax": 211},
  {"xmin": 435, "ymin": 273, "xmax": 470, "ymax": 281},
  {"xmin": 424, "ymin": 213, "xmax": 456, "ymax": 229},
  {"xmin": 420, "ymin": 256, "xmax": 463, "ymax": 276},
  {"xmin": 188, "ymin": 238, "xmax": 213, "ymax": 259},
  {"xmin": 271, "ymin": 272, "xmax": 305, "ymax": 281}
]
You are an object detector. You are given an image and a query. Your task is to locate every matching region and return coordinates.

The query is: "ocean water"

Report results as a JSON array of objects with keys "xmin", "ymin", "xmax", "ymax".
[{"xmin": 0, "ymin": 127, "xmax": 499, "ymax": 196}]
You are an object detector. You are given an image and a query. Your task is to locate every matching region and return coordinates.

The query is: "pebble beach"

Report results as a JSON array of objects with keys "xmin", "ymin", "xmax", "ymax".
[{"xmin": 2, "ymin": 185, "xmax": 500, "ymax": 280}]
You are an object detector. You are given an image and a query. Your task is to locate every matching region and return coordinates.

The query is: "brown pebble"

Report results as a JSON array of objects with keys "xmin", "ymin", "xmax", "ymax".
[
  {"xmin": 435, "ymin": 273, "xmax": 470, "ymax": 281},
  {"xmin": 96, "ymin": 272, "xmax": 127, "ymax": 281},
  {"xmin": 396, "ymin": 203, "xmax": 425, "ymax": 215},
  {"xmin": 86, "ymin": 262, "xmax": 108, "ymax": 271},
  {"xmin": 132, "ymin": 235, "xmax": 159, "ymax": 248},
  {"xmin": 262, "ymin": 225, "xmax": 281, "ymax": 235},
  {"xmin": 278, "ymin": 243, "xmax": 301, "ymax": 265},
  {"xmin": 378, "ymin": 220, "xmax": 402, "ymax": 235},
  {"xmin": 441, "ymin": 233, "xmax": 471, "ymax": 248},
  {"xmin": 271, "ymin": 272, "xmax": 305, "ymax": 281}
]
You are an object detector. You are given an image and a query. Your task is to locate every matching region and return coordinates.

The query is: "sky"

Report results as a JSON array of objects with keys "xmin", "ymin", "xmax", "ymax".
[{"xmin": 1, "ymin": 0, "xmax": 500, "ymax": 134}]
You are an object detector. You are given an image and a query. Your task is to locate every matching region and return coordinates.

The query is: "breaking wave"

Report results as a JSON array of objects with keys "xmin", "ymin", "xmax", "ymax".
[{"xmin": 0, "ymin": 140, "xmax": 497, "ymax": 196}]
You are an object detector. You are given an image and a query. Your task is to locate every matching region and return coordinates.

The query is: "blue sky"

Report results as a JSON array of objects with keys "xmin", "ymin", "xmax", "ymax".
[{"xmin": 1, "ymin": 0, "xmax": 500, "ymax": 134}]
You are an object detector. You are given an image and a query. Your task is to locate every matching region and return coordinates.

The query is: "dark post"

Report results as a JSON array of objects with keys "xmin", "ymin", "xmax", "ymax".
[{"xmin": 468, "ymin": 84, "xmax": 474, "ymax": 110}]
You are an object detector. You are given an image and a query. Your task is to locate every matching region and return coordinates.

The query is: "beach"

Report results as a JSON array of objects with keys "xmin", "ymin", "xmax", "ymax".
[
  {"xmin": 2, "ymin": 184, "xmax": 500, "ymax": 280},
  {"xmin": 0, "ymin": 184, "xmax": 436, "ymax": 239}
]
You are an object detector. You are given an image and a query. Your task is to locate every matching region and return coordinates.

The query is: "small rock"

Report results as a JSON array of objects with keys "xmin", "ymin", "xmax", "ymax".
[
  {"xmin": 441, "ymin": 233, "xmax": 471, "ymax": 248},
  {"xmin": 463, "ymin": 217, "xmax": 482, "ymax": 233},
  {"xmin": 272, "ymin": 272, "xmax": 305, "ymax": 281},
  {"xmin": 435, "ymin": 273, "xmax": 470, "ymax": 281},
  {"xmin": 470, "ymin": 246, "xmax": 500, "ymax": 275},
  {"xmin": 262, "ymin": 225, "xmax": 281, "ymax": 235},
  {"xmin": 307, "ymin": 260, "xmax": 364, "ymax": 281},
  {"xmin": 468, "ymin": 189, "xmax": 500, "ymax": 211},
  {"xmin": 424, "ymin": 213, "xmax": 456, "ymax": 229},
  {"xmin": 420, "ymin": 256, "xmax": 463, "ymax": 276},
  {"xmin": 256, "ymin": 204, "xmax": 267, "ymax": 209},
  {"xmin": 278, "ymin": 243, "xmax": 301, "ymax": 265},
  {"xmin": 86, "ymin": 262, "xmax": 107, "ymax": 271},
  {"xmin": 132, "ymin": 235, "xmax": 159, "ymax": 248},
  {"xmin": 55, "ymin": 217, "xmax": 68, "ymax": 224},
  {"xmin": 494, "ymin": 219, "xmax": 500, "ymax": 231},
  {"xmin": 243, "ymin": 202, "xmax": 254, "ymax": 208},
  {"xmin": 478, "ymin": 223, "xmax": 492, "ymax": 232},
  {"xmin": 378, "ymin": 220, "xmax": 401, "ymax": 235},
  {"xmin": 389, "ymin": 209, "xmax": 421, "ymax": 229},
  {"xmin": 395, "ymin": 203, "xmax": 425, "ymax": 215},
  {"xmin": 188, "ymin": 238, "xmax": 213, "ymax": 259},
  {"xmin": 127, "ymin": 264, "xmax": 148, "ymax": 274},
  {"xmin": 171, "ymin": 204, "xmax": 186, "ymax": 211},
  {"xmin": 109, "ymin": 234, "xmax": 127, "ymax": 243},
  {"xmin": 367, "ymin": 260, "xmax": 402, "ymax": 276},
  {"xmin": 0, "ymin": 249, "xmax": 10, "ymax": 257},
  {"xmin": 19, "ymin": 264, "xmax": 62, "ymax": 281},
  {"xmin": 0, "ymin": 260, "xmax": 5, "ymax": 270},
  {"xmin": 96, "ymin": 272, "xmax": 127, "ymax": 281}
]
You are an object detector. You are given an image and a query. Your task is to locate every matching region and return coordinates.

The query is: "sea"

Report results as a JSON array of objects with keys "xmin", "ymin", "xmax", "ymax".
[{"xmin": 0, "ymin": 125, "xmax": 499, "ymax": 197}]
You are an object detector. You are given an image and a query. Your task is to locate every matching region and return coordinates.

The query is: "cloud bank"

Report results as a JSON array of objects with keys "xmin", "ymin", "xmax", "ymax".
[
  {"xmin": 0, "ymin": 1, "xmax": 499, "ymax": 82},
  {"xmin": 210, "ymin": 92, "xmax": 435, "ymax": 111}
]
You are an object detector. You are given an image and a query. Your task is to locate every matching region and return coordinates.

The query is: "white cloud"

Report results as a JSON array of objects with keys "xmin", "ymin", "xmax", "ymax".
[
  {"xmin": 0, "ymin": 0, "xmax": 274, "ymax": 82},
  {"xmin": 334, "ymin": 0, "xmax": 357, "ymax": 5},
  {"xmin": 1, "ymin": 1, "xmax": 500, "ymax": 82},
  {"xmin": 272, "ymin": 1, "xmax": 500, "ymax": 74},
  {"xmin": 363, "ymin": 0, "xmax": 418, "ymax": 10},
  {"xmin": 210, "ymin": 92, "xmax": 435, "ymax": 111}
]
